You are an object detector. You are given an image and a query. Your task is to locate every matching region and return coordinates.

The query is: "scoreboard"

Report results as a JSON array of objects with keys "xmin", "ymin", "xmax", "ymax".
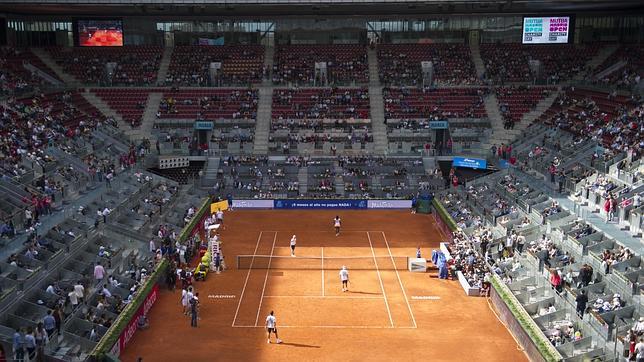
[{"xmin": 522, "ymin": 17, "xmax": 570, "ymax": 44}]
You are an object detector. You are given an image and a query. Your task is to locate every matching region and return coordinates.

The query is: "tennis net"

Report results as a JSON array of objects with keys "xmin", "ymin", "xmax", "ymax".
[{"xmin": 236, "ymin": 255, "xmax": 409, "ymax": 270}]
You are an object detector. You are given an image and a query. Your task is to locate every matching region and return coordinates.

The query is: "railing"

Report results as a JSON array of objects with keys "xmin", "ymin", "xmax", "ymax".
[
  {"xmin": 433, "ymin": 197, "xmax": 563, "ymax": 361},
  {"xmin": 90, "ymin": 196, "xmax": 212, "ymax": 360}
]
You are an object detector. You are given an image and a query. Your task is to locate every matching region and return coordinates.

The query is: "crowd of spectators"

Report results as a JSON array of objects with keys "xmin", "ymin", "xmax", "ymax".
[
  {"xmin": 159, "ymin": 89, "xmax": 259, "ymax": 120},
  {"xmin": 377, "ymin": 43, "xmax": 478, "ymax": 86},
  {"xmin": 383, "ymin": 87, "xmax": 487, "ymax": 120},
  {"xmin": 480, "ymin": 43, "xmax": 598, "ymax": 83},
  {"xmin": 273, "ymin": 87, "xmax": 370, "ymax": 120},
  {"xmin": 48, "ymin": 46, "xmax": 162, "ymax": 85},
  {"xmin": 593, "ymin": 45, "xmax": 643, "ymax": 89},
  {"xmin": 166, "ymin": 45, "xmax": 264, "ymax": 86},
  {"xmin": 273, "ymin": 45, "xmax": 368, "ymax": 85},
  {"xmin": 543, "ymin": 88, "xmax": 643, "ymax": 163}
]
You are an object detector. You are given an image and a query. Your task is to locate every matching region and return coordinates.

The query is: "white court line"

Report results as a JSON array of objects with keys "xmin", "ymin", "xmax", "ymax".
[
  {"xmin": 263, "ymin": 295, "xmax": 382, "ymax": 299},
  {"xmin": 232, "ymin": 325, "xmax": 416, "ymax": 329},
  {"xmin": 232, "ymin": 231, "xmax": 263, "ymax": 327},
  {"xmin": 254, "ymin": 231, "xmax": 277, "ymax": 327},
  {"xmin": 321, "ymin": 247, "xmax": 325, "ymax": 297},
  {"xmin": 367, "ymin": 231, "xmax": 394, "ymax": 328},
  {"xmin": 259, "ymin": 230, "xmax": 385, "ymax": 233},
  {"xmin": 382, "ymin": 231, "xmax": 417, "ymax": 329}
]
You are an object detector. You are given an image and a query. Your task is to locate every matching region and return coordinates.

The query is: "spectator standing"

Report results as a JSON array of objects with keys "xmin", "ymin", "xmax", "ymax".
[
  {"xmin": 190, "ymin": 293, "xmax": 200, "ymax": 327},
  {"xmin": 550, "ymin": 270, "xmax": 562, "ymax": 293},
  {"xmin": 74, "ymin": 281, "xmax": 85, "ymax": 304},
  {"xmin": 43, "ymin": 310, "xmax": 56, "ymax": 338},
  {"xmin": 24, "ymin": 328, "xmax": 36, "ymax": 361},
  {"xmin": 34, "ymin": 322, "xmax": 48, "ymax": 361},
  {"xmin": 636, "ymin": 338, "xmax": 644, "ymax": 362},
  {"xmin": 68, "ymin": 290, "xmax": 79, "ymax": 309},
  {"xmin": 576, "ymin": 290, "xmax": 588, "ymax": 316},
  {"xmin": 12, "ymin": 328, "xmax": 24, "ymax": 362},
  {"xmin": 94, "ymin": 262, "xmax": 106, "ymax": 283}
]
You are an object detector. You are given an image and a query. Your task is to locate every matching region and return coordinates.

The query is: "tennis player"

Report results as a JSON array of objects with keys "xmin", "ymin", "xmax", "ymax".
[
  {"xmin": 290, "ymin": 235, "xmax": 297, "ymax": 257},
  {"xmin": 265, "ymin": 311, "xmax": 282, "ymax": 344},
  {"xmin": 339, "ymin": 265, "xmax": 349, "ymax": 292},
  {"xmin": 334, "ymin": 216, "xmax": 341, "ymax": 236}
]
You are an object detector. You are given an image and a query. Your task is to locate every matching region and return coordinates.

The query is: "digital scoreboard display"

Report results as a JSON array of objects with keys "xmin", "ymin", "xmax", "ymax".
[
  {"xmin": 76, "ymin": 19, "xmax": 123, "ymax": 47},
  {"xmin": 522, "ymin": 17, "xmax": 570, "ymax": 44}
]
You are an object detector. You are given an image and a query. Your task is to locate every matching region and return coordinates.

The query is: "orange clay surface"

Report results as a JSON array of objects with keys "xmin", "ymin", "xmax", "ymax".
[{"xmin": 121, "ymin": 210, "xmax": 528, "ymax": 362}]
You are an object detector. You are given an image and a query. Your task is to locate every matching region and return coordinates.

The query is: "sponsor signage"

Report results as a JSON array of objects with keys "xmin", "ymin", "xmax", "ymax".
[
  {"xmin": 367, "ymin": 200, "xmax": 412, "ymax": 209},
  {"xmin": 274, "ymin": 199, "xmax": 367, "ymax": 209},
  {"xmin": 231, "ymin": 200, "xmax": 275, "ymax": 209},
  {"xmin": 194, "ymin": 121, "xmax": 214, "ymax": 130},
  {"xmin": 452, "ymin": 157, "xmax": 487, "ymax": 170},
  {"xmin": 429, "ymin": 120, "xmax": 449, "ymax": 129},
  {"xmin": 109, "ymin": 284, "xmax": 159, "ymax": 356}
]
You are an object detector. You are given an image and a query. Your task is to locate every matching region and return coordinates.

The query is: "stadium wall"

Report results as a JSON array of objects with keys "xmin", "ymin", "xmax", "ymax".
[{"xmin": 232, "ymin": 199, "xmax": 412, "ymax": 209}]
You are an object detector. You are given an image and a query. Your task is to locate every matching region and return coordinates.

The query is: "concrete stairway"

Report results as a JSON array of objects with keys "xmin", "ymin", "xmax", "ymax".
[
  {"xmin": 333, "ymin": 161, "xmax": 345, "ymax": 196},
  {"xmin": 253, "ymin": 86, "xmax": 273, "ymax": 155},
  {"xmin": 297, "ymin": 167, "xmax": 308, "ymax": 195},
  {"xmin": 262, "ymin": 46, "xmax": 275, "ymax": 86},
  {"xmin": 517, "ymin": 90, "xmax": 560, "ymax": 130},
  {"xmin": 482, "ymin": 93, "xmax": 517, "ymax": 147},
  {"xmin": 130, "ymin": 93, "xmax": 163, "ymax": 141},
  {"xmin": 469, "ymin": 42, "xmax": 486, "ymax": 79},
  {"xmin": 368, "ymin": 86, "xmax": 388, "ymax": 155},
  {"xmin": 485, "ymin": 90, "xmax": 560, "ymax": 149},
  {"xmin": 367, "ymin": 48, "xmax": 387, "ymax": 155},
  {"xmin": 422, "ymin": 157, "xmax": 436, "ymax": 174},
  {"xmin": 156, "ymin": 46, "xmax": 173, "ymax": 85},
  {"xmin": 82, "ymin": 90, "xmax": 124, "ymax": 125},
  {"xmin": 30, "ymin": 48, "xmax": 80, "ymax": 86},
  {"xmin": 367, "ymin": 48, "xmax": 380, "ymax": 87},
  {"xmin": 201, "ymin": 157, "xmax": 220, "ymax": 188}
]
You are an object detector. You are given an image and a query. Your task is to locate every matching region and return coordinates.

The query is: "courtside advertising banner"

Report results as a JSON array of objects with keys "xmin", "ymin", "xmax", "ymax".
[
  {"xmin": 109, "ymin": 284, "xmax": 159, "ymax": 356},
  {"xmin": 210, "ymin": 200, "xmax": 229, "ymax": 213},
  {"xmin": 367, "ymin": 200, "xmax": 412, "ymax": 209},
  {"xmin": 232, "ymin": 200, "xmax": 275, "ymax": 209},
  {"xmin": 274, "ymin": 199, "xmax": 367, "ymax": 209}
]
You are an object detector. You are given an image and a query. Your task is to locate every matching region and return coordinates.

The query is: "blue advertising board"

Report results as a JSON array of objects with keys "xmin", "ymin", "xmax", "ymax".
[
  {"xmin": 194, "ymin": 121, "xmax": 214, "ymax": 130},
  {"xmin": 274, "ymin": 199, "xmax": 367, "ymax": 209},
  {"xmin": 429, "ymin": 120, "xmax": 449, "ymax": 129},
  {"xmin": 452, "ymin": 157, "xmax": 487, "ymax": 170}
]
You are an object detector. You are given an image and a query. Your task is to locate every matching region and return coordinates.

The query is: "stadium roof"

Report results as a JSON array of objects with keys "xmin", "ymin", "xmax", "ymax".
[{"xmin": 1, "ymin": 0, "xmax": 643, "ymax": 17}]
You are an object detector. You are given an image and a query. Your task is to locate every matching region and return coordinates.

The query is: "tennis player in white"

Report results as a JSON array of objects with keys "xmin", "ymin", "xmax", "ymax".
[
  {"xmin": 339, "ymin": 265, "xmax": 349, "ymax": 292},
  {"xmin": 266, "ymin": 310, "xmax": 282, "ymax": 344},
  {"xmin": 290, "ymin": 235, "xmax": 297, "ymax": 257},
  {"xmin": 334, "ymin": 216, "xmax": 341, "ymax": 236}
]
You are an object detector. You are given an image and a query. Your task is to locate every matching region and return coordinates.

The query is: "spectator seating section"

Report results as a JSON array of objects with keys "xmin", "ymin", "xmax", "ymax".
[
  {"xmin": 495, "ymin": 86, "xmax": 549, "ymax": 122},
  {"xmin": 272, "ymin": 88, "xmax": 370, "ymax": 120},
  {"xmin": 377, "ymin": 43, "xmax": 477, "ymax": 86},
  {"xmin": 166, "ymin": 45, "xmax": 264, "ymax": 86},
  {"xmin": 47, "ymin": 46, "xmax": 162, "ymax": 85},
  {"xmin": 480, "ymin": 43, "xmax": 600, "ymax": 82},
  {"xmin": 273, "ymin": 45, "xmax": 368, "ymax": 85},
  {"xmin": 159, "ymin": 89, "xmax": 258, "ymax": 120},
  {"xmin": 92, "ymin": 88, "xmax": 153, "ymax": 123},
  {"xmin": 593, "ymin": 45, "xmax": 644, "ymax": 87},
  {"xmin": 383, "ymin": 87, "xmax": 486, "ymax": 120}
]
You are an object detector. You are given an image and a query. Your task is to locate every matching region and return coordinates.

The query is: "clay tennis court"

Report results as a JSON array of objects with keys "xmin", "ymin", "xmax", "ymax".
[{"xmin": 121, "ymin": 210, "xmax": 528, "ymax": 361}]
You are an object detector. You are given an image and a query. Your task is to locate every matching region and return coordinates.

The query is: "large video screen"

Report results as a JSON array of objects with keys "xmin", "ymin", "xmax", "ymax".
[
  {"xmin": 77, "ymin": 19, "xmax": 123, "ymax": 47},
  {"xmin": 522, "ymin": 17, "xmax": 570, "ymax": 44}
]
